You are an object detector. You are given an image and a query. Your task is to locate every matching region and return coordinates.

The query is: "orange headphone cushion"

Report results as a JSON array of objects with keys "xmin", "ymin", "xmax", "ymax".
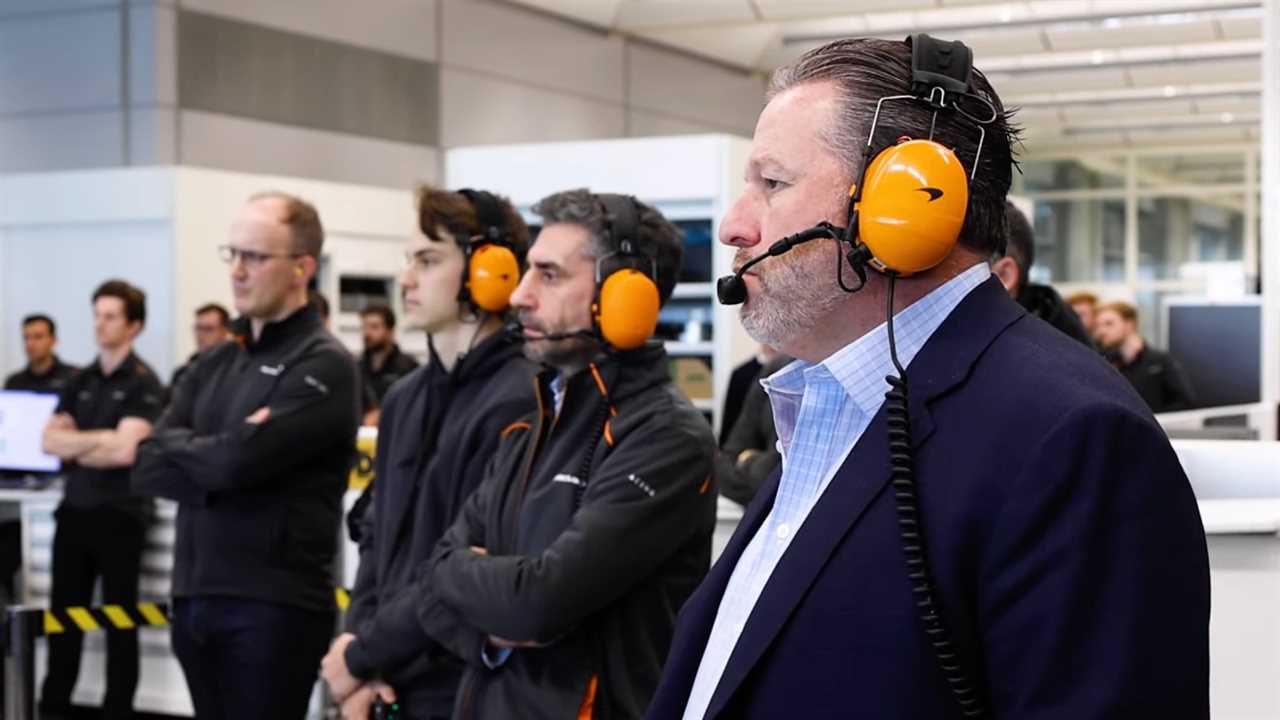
[
  {"xmin": 596, "ymin": 269, "xmax": 659, "ymax": 350},
  {"xmin": 857, "ymin": 139, "xmax": 968, "ymax": 275},
  {"xmin": 468, "ymin": 243, "xmax": 520, "ymax": 312}
]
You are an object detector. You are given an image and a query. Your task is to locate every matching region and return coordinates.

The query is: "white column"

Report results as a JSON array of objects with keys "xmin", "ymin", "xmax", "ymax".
[{"xmin": 1262, "ymin": 0, "xmax": 1280, "ymax": 441}]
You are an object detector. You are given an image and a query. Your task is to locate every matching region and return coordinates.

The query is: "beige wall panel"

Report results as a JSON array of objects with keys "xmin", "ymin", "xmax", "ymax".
[{"xmin": 440, "ymin": 68, "xmax": 625, "ymax": 147}]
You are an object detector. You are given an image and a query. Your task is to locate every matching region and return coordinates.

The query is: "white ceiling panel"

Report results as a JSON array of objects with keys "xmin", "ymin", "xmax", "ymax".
[
  {"xmin": 1125, "ymin": 126, "xmax": 1252, "ymax": 145},
  {"xmin": 615, "ymin": 1, "xmax": 756, "ymax": 30},
  {"xmin": 1046, "ymin": 20, "xmax": 1217, "ymax": 52},
  {"xmin": 503, "ymin": 0, "xmax": 620, "ymax": 29},
  {"xmin": 990, "ymin": 67, "xmax": 1131, "ymax": 96},
  {"xmin": 756, "ymin": 0, "xmax": 931, "ymax": 21},
  {"xmin": 1217, "ymin": 15, "xmax": 1264, "ymax": 40},
  {"xmin": 1058, "ymin": 98, "xmax": 1197, "ymax": 122},
  {"xmin": 637, "ymin": 24, "xmax": 782, "ymax": 68},
  {"xmin": 1191, "ymin": 96, "xmax": 1262, "ymax": 114},
  {"xmin": 1127, "ymin": 58, "xmax": 1260, "ymax": 86}
]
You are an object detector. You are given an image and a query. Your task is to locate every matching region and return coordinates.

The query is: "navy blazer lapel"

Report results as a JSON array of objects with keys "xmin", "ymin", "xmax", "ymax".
[{"xmin": 703, "ymin": 276, "xmax": 1024, "ymax": 718}]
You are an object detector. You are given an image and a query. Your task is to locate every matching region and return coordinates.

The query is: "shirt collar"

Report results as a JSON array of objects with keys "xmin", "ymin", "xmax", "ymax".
[{"xmin": 762, "ymin": 262, "xmax": 991, "ymax": 417}]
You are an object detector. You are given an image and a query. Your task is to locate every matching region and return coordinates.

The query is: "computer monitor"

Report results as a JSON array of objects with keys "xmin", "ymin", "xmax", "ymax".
[
  {"xmin": 1163, "ymin": 297, "xmax": 1262, "ymax": 410},
  {"xmin": 0, "ymin": 390, "xmax": 61, "ymax": 474}
]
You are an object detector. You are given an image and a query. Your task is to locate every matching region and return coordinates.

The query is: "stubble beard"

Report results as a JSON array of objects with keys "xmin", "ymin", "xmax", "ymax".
[{"xmin": 738, "ymin": 242, "xmax": 842, "ymax": 348}]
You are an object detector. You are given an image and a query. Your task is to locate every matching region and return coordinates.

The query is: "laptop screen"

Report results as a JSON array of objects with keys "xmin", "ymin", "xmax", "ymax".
[{"xmin": 0, "ymin": 390, "xmax": 61, "ymax": 474}]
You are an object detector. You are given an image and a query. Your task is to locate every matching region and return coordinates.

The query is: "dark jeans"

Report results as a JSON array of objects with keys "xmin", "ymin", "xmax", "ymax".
[
  {"xmin": 40, "ymin": 505, "xmax": 145, "ymax": 720},
  {"xmin": 171, "ymin": 595, "xmax": 334, "ymax": 720}
]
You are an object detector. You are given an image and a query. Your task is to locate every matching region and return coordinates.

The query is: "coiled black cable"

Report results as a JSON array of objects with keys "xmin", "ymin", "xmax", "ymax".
[{"xmin": 883, "ymin": 272, "xmax": 988, "ymax": 718}]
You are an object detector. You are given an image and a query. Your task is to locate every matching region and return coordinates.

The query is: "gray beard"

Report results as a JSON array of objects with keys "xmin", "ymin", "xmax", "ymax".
[{"xmin": 739, "ymin": 242, "xmax": 842, "ymax": 348}]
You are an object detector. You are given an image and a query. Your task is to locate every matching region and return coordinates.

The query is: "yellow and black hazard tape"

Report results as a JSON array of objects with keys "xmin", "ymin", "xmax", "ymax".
[{"xmin": 32, "ymin": 602, "xmax": 169, "ymax": 637}]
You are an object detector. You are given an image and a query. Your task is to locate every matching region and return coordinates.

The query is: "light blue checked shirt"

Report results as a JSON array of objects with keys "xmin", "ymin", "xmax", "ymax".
[{"xmin": 682, "ymin": 263, "xmax": 991, "ymax": 720}]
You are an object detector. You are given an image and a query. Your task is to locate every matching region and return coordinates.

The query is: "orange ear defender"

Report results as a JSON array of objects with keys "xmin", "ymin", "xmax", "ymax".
[
  {"xmin": 458, "ymin": 189, "xmax": 522, "ymax": 313},
  {"xmin": 593, "ymin": 194, "xmax": 660, "ymax": 350},
  {"xmin": 855, "ymin": 138, "xmax": 968, "ymax": 275}
]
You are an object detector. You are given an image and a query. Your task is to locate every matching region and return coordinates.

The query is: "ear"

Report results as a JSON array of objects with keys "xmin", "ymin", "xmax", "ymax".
[
  {"xmin": 990, "ymin": 256, "xmax": 1020, "ymax": 296},
  {"xmin": 297, "ymin": 255, "xmax": 318, "ymax": 283}
]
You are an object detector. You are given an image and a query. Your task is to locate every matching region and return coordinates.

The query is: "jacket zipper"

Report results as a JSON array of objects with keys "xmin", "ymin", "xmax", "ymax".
[{"xmin": 511, "ymin": 380, "xmax": 565, "ymax": 542}]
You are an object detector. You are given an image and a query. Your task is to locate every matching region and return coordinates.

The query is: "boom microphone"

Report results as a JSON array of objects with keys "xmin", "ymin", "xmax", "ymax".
[{"xmin": 716, "ymin": 223, "xmax": 844, "ymax": 306}]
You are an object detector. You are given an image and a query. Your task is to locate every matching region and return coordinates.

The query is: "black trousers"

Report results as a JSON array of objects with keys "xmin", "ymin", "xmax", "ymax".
[
  {"xmin": 40, "ymin": 505, "xmax": 146, "ymax": 720},
  {"xmin": 171, "ymin": 595, "xmax": 333, "ymax": 720}
]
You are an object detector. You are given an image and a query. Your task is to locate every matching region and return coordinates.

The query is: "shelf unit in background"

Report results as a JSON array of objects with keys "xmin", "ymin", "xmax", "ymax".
[{"xmin": 446, "ymin": 134, "xmax": 757, "ymax": 437}]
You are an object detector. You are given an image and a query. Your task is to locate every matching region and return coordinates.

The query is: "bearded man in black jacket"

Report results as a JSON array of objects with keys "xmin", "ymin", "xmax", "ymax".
[
  {"xmin": 329, "ymin": 189, "xmax": 717, "ymax": 720},
  {"xmin": 320, "ymin": 187, "xmax": 538, "ymax": 719}
]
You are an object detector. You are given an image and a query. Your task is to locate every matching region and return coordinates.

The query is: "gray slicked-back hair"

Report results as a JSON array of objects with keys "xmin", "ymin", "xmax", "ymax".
[
  {"xmin": 768, "ymin": 37, "xmax": 1020, "ymax": 258},
  {"xmin": 533, "ymin": 188, "xmax": 685, "ymax": 305}
]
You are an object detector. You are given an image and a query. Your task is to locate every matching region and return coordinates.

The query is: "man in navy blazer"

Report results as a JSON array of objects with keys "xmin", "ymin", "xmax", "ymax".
[{"xmin": 649, "ymin": 36, "xmax": 1210, "ymax": 720}]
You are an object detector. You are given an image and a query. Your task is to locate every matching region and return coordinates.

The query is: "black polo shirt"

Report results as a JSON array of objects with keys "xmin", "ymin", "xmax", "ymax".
[
  {"xmin": 4, "ymin": 356, "xmax": 79, "ymax": 395},
  {"xmin": 360, "ymin": 344, "xmax": 419, "ymax": 409},
  {"xmin": 56, "ymin": 351, "xmax": 163, "ymax": 516},
  {"xmin": 1117, "ymin": 345, "xmax": 1197, "ymax": 414}
]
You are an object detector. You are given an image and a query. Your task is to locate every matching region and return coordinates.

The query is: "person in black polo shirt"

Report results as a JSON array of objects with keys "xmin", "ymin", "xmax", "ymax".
[
  {"xmin": 4, "ymin": 314, "xmax": 79, "ymax": 394},
  {"xmin": 132, "ymin": 191, "xmax": 359, "ymax": 720},
  {"xmin": 1095, "ymin": 300, "xmax": 1196, "ymax": 413},
  {"xmin": 357, "ymin": 303, "xmax": 419, "ymax": 426},
  {"xmin": 39, "ymin": 280, "xmax": 163, "ymax": 720},
  {"xmin": 168, "ymin": 302, "xmax": 232, "ymax": 394}
]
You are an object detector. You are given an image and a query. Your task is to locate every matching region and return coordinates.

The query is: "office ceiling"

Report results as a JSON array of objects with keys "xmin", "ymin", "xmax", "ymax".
[{"xmin": 506, "ymin": 0, "xmax": 1263, "ymax": 153}]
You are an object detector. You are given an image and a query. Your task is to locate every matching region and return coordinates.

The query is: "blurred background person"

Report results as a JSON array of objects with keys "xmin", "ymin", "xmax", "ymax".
[
  {"xmin": 133, "ymin": 192, "xmax": 359, "ymax": 720},
  {"xmin": 169, "ymin": 302, "xmax": 232, "ymax": 393},
  {"xmin": 990, "ymin": 202, "xmax": 1092, "ymax": 346},
  {"xmin": 719, "ymin": 344, "xmax": 778, "ymax": 445},
  {"xmin": 357, "ymin": 303, "xmax": 419, "ymax": 426},
  {"xmin": 4, "ymin": 314, "xmax": 79, "ymax": 394},
  {"xmin": 1095, "ymin": 301, "xmax": 1196, "ymax": 413},
  {"xmin": 1066, "ymin": 291, "xmax": 1099, "ymax": 339},
  {"xmin": 716, "ymin": 352, "xmax": 788, "ymax": 507},
  {"xmin": 40, "ymin": 280, "xmax": 163, "ymax": 720}
]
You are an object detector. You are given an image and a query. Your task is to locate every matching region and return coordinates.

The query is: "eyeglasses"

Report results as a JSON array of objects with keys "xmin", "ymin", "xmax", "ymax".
[{"xmin": 218, "ymin": 245, "xmax": 303, "ymax": 268}]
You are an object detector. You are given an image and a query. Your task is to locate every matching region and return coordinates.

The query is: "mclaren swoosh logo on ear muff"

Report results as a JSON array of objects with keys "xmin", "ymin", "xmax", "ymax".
[{"xmin": 917, "ymin": 187, "xmax": 945, "ymax": 202}]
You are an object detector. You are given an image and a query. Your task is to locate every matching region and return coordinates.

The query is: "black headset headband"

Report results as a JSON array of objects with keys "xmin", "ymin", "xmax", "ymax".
[
  {"xmin": 909, "ymin": 34, "xmax": 974, "ymax": 106},
  {"xmin": 597, "ymin": 193, "xmax": 642, "ymax": 256},
  {"xmin": 458, "ymin": 188, "xmax": 505, "ymax": 243}
]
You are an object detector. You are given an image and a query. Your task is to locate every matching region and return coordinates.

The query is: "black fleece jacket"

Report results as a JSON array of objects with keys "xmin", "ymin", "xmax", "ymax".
[
  {"xmin": 349, "ymin": 345, "xmax": 717, "ymax": 720},
  {"xmin": 132, "ymin": 303, "xmax": 359, "ymax": 612},
  {"xmin": 344, "ymin": 332, "xmax": 537, "ymax": 718}
]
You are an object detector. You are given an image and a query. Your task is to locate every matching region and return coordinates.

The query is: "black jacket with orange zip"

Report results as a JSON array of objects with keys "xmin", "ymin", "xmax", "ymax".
[{"xmin": 350, "ymin": 344, "xmax": 717, "ymax": 720}]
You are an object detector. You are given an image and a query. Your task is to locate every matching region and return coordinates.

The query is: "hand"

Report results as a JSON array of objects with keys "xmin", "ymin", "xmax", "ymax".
[
  {"xmin": 362, "ymin": 408, "xmax": 381, "ymax": 427},
  {"xmin": 470, "ymin": 546, "xmax": 488, "ymax": 556},
  {"xmin": 49, "ymin": 413, "xmax": 77, "ymax": 431},
  {"xmin": 245, "ymin": 406, "xmax": 271, "ymax": 425},
  {"xmin": 321, "ymin": 633, "xmax": 361, "ymax": 703},
  {"xmin": 340, "ymin": 680, "xmax": 397, "ymax": 720}
]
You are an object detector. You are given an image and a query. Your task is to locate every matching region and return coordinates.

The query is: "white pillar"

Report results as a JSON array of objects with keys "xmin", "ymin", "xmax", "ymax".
[{"xmin": 1262, "ymin": 0, "xmax": 1280, "ymax": 440}]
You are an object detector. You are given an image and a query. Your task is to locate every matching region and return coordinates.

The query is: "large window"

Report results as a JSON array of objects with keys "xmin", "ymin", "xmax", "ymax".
[{"xmin": 1033, "ymin": 200, "xmax": 1126, "ymax": 283}]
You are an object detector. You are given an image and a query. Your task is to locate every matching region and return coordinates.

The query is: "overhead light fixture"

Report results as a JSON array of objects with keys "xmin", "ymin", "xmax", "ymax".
[{"xmin": 1164, "ymin": 85, "xmax": 1179, "ymax": 97}]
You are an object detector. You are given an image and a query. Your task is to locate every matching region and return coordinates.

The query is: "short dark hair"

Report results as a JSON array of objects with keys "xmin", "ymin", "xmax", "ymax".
[
  {"xmin": 532, "ymin": 189, "xmax": 685, "ymax": 306},
  {"xmin": 195, "ymin": 303, "xmax": 231, "ymax": 328},
  {"xmin": 21, "ymin": 314, "xmax": 55, "ymax": 337},
  {"xmin": 416, "ymin": 186, "xmax": 530, "ymax": 267},
  {"xmin": 769, "ymin": 37, "xmax": 1020, "ymax": 258},
  {"xmin": 92, "ymin": 280, "xmax": 146, "ymax": 326},
  {"xmin": 1003, "ymin": 201, "xmax": 1034, "ymax": 276},
  {"xmin": 249, "ymin": 190, "xmax": 324, "ymax": 258},
  {"xmin": 360, "ymin": 303, "xmax": 395, "ymax": 329}
]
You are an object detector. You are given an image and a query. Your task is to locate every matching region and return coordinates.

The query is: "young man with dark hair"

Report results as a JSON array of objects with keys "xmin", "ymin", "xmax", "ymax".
[
  {"xmin": 39, "ymin": 279, "xmax": 163, "ymax": 720},
  {"xmin": 358, "ymin": 302, "xmax": 419, "ymax": 425},
  {"xmin": 323, "ymin": 189, "xmax": 717, "ymax": 719},
  {"xmin": 4, "ymin": 314, "xmax": 79, "ymax": 394},
  {"xmin": 132, "ymin": 192, "xmax": 360, "ymax": 720},
  {"xmin": 651, "ymin": 37, "xmax": 1207, "ymax": 719},
  {"xmin": 169, "ymin": 303, "xmax": 233, "ymax": 394},
  {"xmin": 1095, "ymin": 301, "xmax": 1196, "ymax": 413},
  {"xmin": 1066, "ymin": 290, "xmax": 1100, "ymax": 337},
  {"xmin": 990, "ymin": 201, "xmax": 1092, "ymax": 346},
  {"xmin": 321, "ymin": 186, "xmax": 537, "ymax": 719}
]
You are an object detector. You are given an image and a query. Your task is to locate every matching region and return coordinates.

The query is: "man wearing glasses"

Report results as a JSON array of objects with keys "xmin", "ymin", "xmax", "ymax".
[{"xmin": 133, "ymin": 191, "xmax": 360, "ymax": 720}]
